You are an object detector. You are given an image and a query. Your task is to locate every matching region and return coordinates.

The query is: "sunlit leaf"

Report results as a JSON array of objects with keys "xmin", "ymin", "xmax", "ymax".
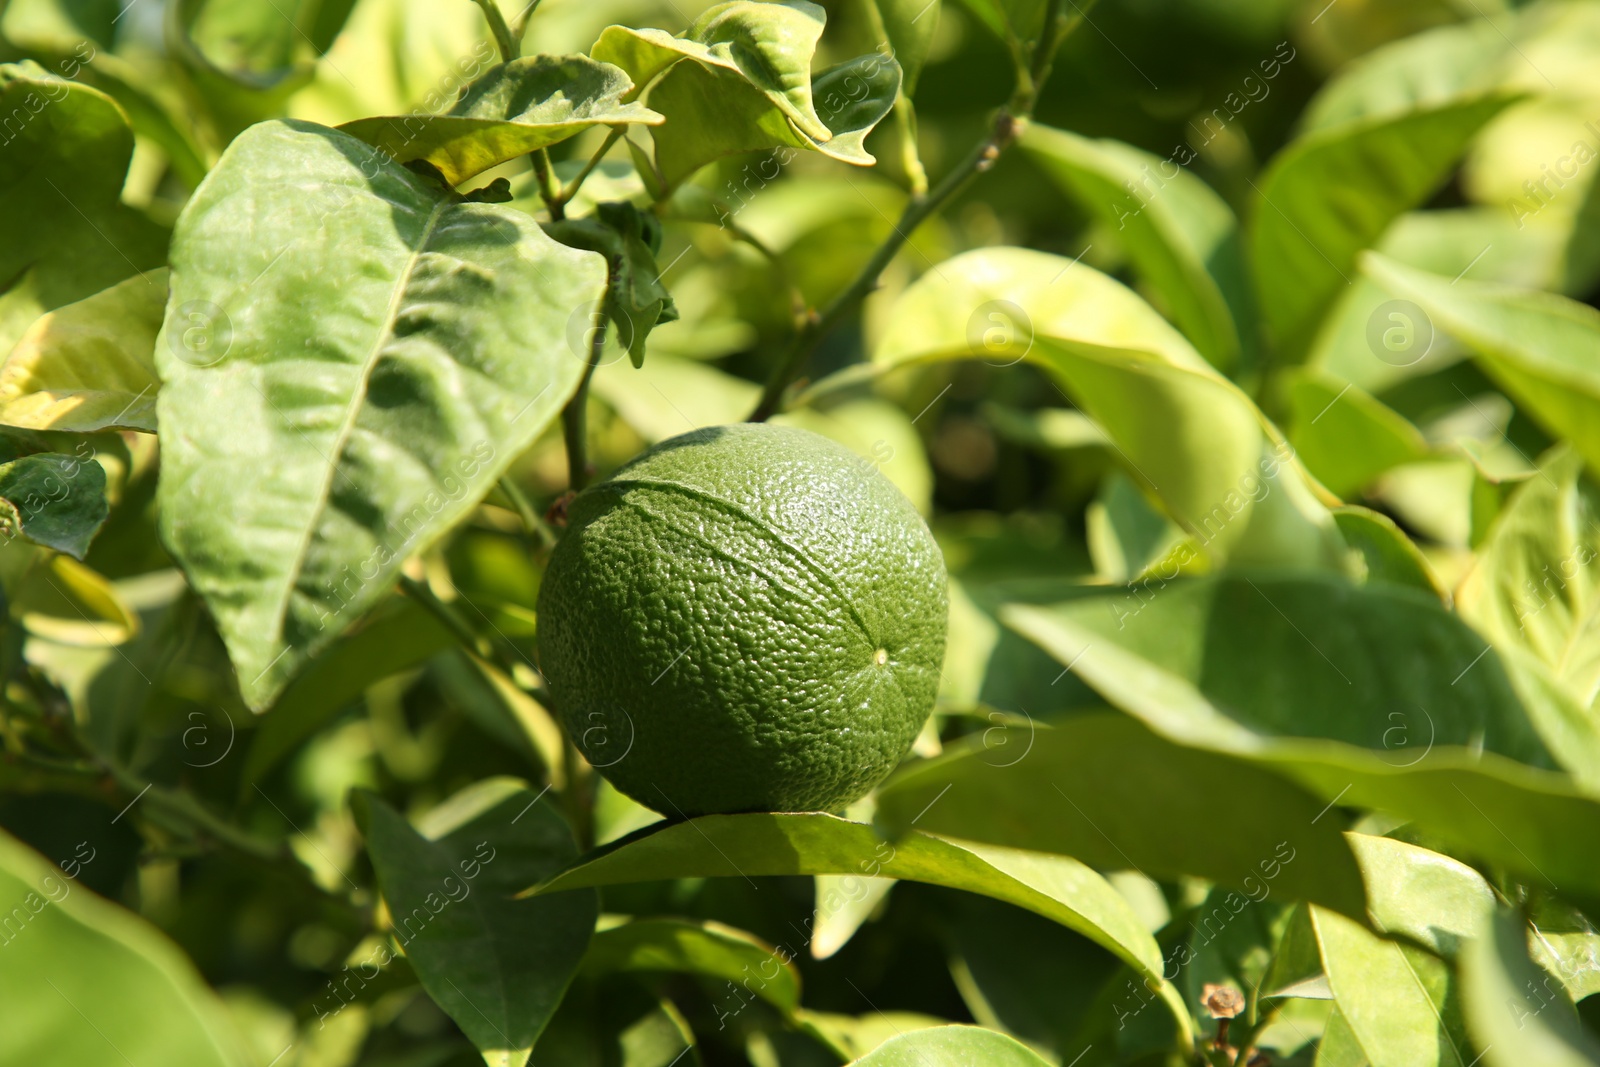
[
  {"xmin": 1254, "ymin": 92, "xmax": 1519, "ymax": 358},
  {"xmin": 1023, "ymin": 124, "xmax": 1252, "ymax": 371},
  {"xmin": 875, "ymin": 247, "xmax": 1346, "ymax": 570},
  {"xmin": 583, "ymin": 917, "xmax": 801, "ymax": 1014},
  {"xmin": 0, "ymin": 270, "xmax": 164, "ymax": 434},
  {"xmin": 0, "ymin": 827, "xmax": 250, "ymax": 1066},
  {"xmin": 1288, "ymin": 370, "xmax": 1430, "ymax": 498},
  {"xmin": 532, "ymin": 810, "xmax": 1194, "ymax": 1038},
  {"xmin": 339, "ymin": 55, "xmax": 663, "ymax": 188},
  {"xmin": 844, "ymin": 1023, "xmax": 1066, "ymax": 1065},
  {"xmin": 155, "ymin": 119, "xmax": 605, "ymax": 708}
]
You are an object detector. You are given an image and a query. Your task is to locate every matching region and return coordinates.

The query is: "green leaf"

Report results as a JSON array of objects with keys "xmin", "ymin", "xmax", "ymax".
[
  {"xmin": 0, "ymin": 62, "xmax": 168, "ymax": 361},
  {"xmin": 1458, "ymin": 446, "xmax": 1600, "ymax": 709},
  {"xmin": 582, "ymin": 917, "xmax": 801, "ymax": 1015},
  {"xmin": 874, "ymin": 715, "xmax": 1369, "ymax": 920},
  {"xmin": 592, "ymin": 1, "xmax": 902, "ymax": 190},
  {"xmin": 165, "ymin": 0, "xmax": 318, "ymax": 142},
  {"xmin": 155, "ymin": 119, "xmax": 606, "ymax": 709},
  {"xmin": 842, "ymin": 1024, "xmax": 1055, "ymax": 1065},
  {"xmin": 853, "ymin": 0, "xmax": 939, "ymax": 93},
  {"xmin": 339, "ymin": 55, "xmax": 663, "ymax": 188},
  {"xmin": 1288, "ymin": 370, "xmax": 1430, "ymax": 498},
  {"xmin": 996, "ymin": 578, "xmax": 1600, "ymax": 899},
  {"xmin": 1253, "ymin": 92, "xmax": 1519, "ymax": 358},
  {"xmin": 875, "ymin": 247, "xmax": 1346, "ymax": 570},
  {"xmin": 0, "ymin": 827, "xmax": 250, "ymax": 1066},
  {"xmin": 1022, "ymin": 124, "xmax": 1252, "ymax": 371},
  {"xmin": 0, "ymin": 270, "xmax": 164, "ymax": 434},
  {"xmin": 544, "ymin": 202, "xmax": 678, "ymax": 368},
  {"xmin": 1366, "ymin": 253, "xmax": 1600, "ymax": 493},
  {"xmin": 239, "ymin": 597, "xmax": 455, "ymax": 792},
  {"xmin": 12, "ymin": 552, "xmax": 139, "ymax": 647},
  {"xmin": 1312, "ymin": 905, "xmax": 1471, "ymax": 1067},
  {"xmin": 1000, "ymin": 574, "xmax": 1558, "ymax": 771},
  {"xmin": 1316, "ymin": 1009, "xmax": 1371, "ymax": 1067},
  {"xmin": 354, "ymin": 779, "xmax": 598, "ymax": 1067},
  {"xmin": 0, "ymin": 451, "xmax": 107, "ymax": 558},
  {"xmin": 1347, "ymin": 833, "xmax": 1493, "ymax": 961},
  {"xmin": 1462, "ymin": 908, "xmax": 1600, "ymax": 1067},
  {"xmin": 532, "ymin": 810, "xmax": 1193, "ymax": 1039},
  {"xmin": 1332, "ymin": 505, "xmax": 1444, "ymax": 598}
]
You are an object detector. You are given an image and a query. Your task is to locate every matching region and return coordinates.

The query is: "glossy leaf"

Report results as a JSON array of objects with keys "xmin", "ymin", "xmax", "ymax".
[
  {"xmin": 1458, "ymin": 446, "xmax": 1600, "ymax": 710},
  {"xmin": 874, "ymin": 716, "xmax": 1369, "ymax": 920},
  {"xmin": 1347, "ymin": 833, "xmax": 1492, "ymax": 960},
  {"xmin": 1462, "ymin": 908, "xmax": 1600, "ymax": 1067},
  {"xmin": 1313, "ymin": 905, "xmax": 1470, "ymax": 1067},
  {"xmin": 0, "ymin": 827, "xmax": 249, "ymax": 1066},
  {"xmin": 0, "ymin": 451, "xmax": 108, "ymax": 558},
  {"xmin": 0, "ymin": 62, "xmax": 168, "ymax": 359},
  {"xmin": 845, "ymin": 1024, "xmax": 1053, "ymax": 1065},
  {"xmin": 999, "ymin": 580, "xmax": 1600, "ymax": 898},
  {"xmin": 0, "ymin": 270, "xmax": 164, "ymax": 433},
  {"xmin": 875, "ymin": 247, "xmax": 1346, "ymax": 570},
  {"xmin": 155, "ymin": 119, "xmax": 606, "ymax": 708},
  {"xmin": 1023, "ymin": 124, "xmax": 1252, "ymax": 371},
  {"xmin": 1333, "ymin": 506, "xmax": 1444, "ymax": 598},
  {"xmin": 354, "ymin": 779, "xmax": 597, "ymax": 1067},
  {"xmin": 1001, "ymin": 575, "xmax": 1556, "ymax": 768},
  {"xmin": 1253, "ymin": 93, "xmax": 1519, "ymax": 358},
  {"xmin": 592, "ymin": 1, "xmax": 902, "ymax": 190},
  {"xmin": 339, "ymin": 55, "xmax": 663, "ymax": 188},
  {"xmin": 532, "ymin": 810, "xmax": 1193, "ymax": 1036},
  {"xmin": 582, "ymin": 917, "xmax": 801, "ymax": 1014},
  {"xmin": 1366, "ymin": 254, "xmax": 1600, "ymax": 493}
]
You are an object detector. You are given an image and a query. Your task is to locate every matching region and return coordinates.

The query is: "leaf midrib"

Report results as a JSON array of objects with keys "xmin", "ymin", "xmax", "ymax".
[{"xmin": 270, "ymin": 196, "xmax": 450, "ymax": 652}]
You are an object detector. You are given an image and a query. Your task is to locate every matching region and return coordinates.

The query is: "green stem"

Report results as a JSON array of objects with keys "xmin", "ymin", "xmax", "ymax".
[
  {"xmin": 563, "ymin": 315, "xmax": 607, "ymax": 491},
  {"xmin": 532, "ymin": 148, "xmax": 565, "ymax": 220},
  {"xmin": 100, "ymin": 762, "xmax": 285, "ymax": 861},
  {"xmin": 495, "ymin": 475, "xmax": 553, "ymax": 547},
  {"xmin": 471, "ymin": 0, "xmax": 519, "ymax": 62},
  {"xmin": 746, "ymin": 0, "xmax": 1081, "ymax": 422},
  {"xmin": 557, "ymin": 127, "xmax": 625, "ymax": 208},
  {"xmin": 399, "ymin": 574, "xmax": 492, "ymax": 659}
]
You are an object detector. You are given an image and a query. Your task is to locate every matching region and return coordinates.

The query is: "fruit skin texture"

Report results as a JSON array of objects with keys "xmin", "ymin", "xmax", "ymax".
[{"xmin": 537, "ymin": 423, "xmax": 948, "ymax": 816}]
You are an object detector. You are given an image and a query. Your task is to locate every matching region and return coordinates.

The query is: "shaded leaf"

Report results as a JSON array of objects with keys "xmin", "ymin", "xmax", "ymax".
[
  {"xmin": 0, "ymin": 451, "xmax": 107, "ymax": 558},
  {"xmin": 583, "ymin": 917, "xmax": 801, "ymax": 1015},
  {"xmin": 1462, "ymin": 908, "xmax": 1600, "ymax": 1067},
  {"xmin": 1332, "ymin": 505, "xmax": 1444, "ymax": 599},
  {"xmin": 155, "ymin": 119, "xmax": 605, "ymax": 708},
  {"xmin": 0, "ymin": 827, "xmax": 250, "ymax": 1066},
  {"xmin": 0, "ymin": 269, "xmax": 164, "ymax": 434},
  {"xmin": 0, "ymin": 62, "xmax": 167, "ymax": 360},
  {"xmin": 339, "ymin": 55, "xmax": 663, "ymax": 188},
  {"xmin": 1254, "ymin": 93, "xmax": 1519, "ymax": 358},
  {"xmin": 1288, "ymin": 370, "xmax": 1430, "ymax": 498},
  {"xmin": 1023, "ymin": 124, "xmax": 1252, "ymax": 371},
  {"xmin": 874, "ymin": 716, "xmax": 1369, "ymax": 920},
  {"xmin": 354, "ymin": 779, "xmax": 598, "ymax": 1067}
]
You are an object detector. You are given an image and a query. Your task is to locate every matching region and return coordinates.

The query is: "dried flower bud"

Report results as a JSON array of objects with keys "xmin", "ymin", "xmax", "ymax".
[{"xmin": 1202, "ymin": 983, "xmax": 1246, "ymax": 1020}]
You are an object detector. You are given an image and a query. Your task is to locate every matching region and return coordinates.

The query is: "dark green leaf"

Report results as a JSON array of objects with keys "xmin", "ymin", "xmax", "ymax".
[
  {"xmin": 1462, "ymin": 908, "xmax": 1600, "ymax": 1067},
  {"xmin": 155, "ymin": 119, "xmax": 606, "ymax": 708},
  {"xmin": 355, "ymin": 779, "xmax": 598, "ymax": 1067},
  {"xmin": 0, "ymin": 451, "xmax": 108, "ymax": 558}
]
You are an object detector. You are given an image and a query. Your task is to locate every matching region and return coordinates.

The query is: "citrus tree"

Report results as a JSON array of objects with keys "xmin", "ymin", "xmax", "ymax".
[{"xmin": 3, "ymin": 0, "xmax": 1600, "ymax": 1064}]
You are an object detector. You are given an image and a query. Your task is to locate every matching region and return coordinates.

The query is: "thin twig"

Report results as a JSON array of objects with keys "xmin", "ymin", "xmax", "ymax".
[
  {"xmin": 557, "ymin": 127, "xmax": 625, "ymax": 209},
  {"xmin": 471, "ymin": 0, "xmax": 519, "ymax": 62}
]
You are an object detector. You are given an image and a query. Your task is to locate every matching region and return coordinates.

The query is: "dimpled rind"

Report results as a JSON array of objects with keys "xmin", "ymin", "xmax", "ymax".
[{"xmin": 536, "ymin": 423, "xmax": 948, "ymax": 816}]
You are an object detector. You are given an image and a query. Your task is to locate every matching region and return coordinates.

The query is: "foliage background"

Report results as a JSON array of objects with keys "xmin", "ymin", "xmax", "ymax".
[{"xmin": 4, "ymin": 0, "xmax": 1600, "ymax": 1064}]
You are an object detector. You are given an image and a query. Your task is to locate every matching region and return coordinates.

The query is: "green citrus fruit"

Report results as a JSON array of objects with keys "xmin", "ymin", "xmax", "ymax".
[{"xmin": 536, "ymin": 423, "xmax": 948, "ymax": 816}]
